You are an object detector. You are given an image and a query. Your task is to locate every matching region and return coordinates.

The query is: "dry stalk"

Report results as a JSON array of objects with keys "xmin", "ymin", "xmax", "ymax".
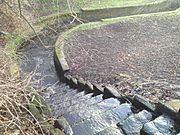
[{"xmin": 0, "ymin": 48, "xmax": 46, "ymax": 134}]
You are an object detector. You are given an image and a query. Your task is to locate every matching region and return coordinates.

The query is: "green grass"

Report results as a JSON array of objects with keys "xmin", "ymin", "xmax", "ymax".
[
  {"xmin": 5, "ymin": 33, "xmax": 23, "ymax": 76},
  {"xmin": 76, "ymin": 0, "xmax": 164, "ymax": 9},
  {"xmin": 32, "ymin": 0, "xmax": 165, "ymax": 15},
  {"xmin": 70, "ymin": 0, "xmax": 166, "ymax": 12}
]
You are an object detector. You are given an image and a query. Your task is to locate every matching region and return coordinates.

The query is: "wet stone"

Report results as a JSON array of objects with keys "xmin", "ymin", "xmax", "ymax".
[
  {"xmin": 52, "ymin": 91, "xmax": 78, "ymax": 105},
  {"xmin": 53, "ymin": 84, "xmax": 71, "ymax": 93},
  {"xmin": 57, "ymin": 93, "xmax": 93, "ymax": 111},
  {"xmin": 142, "ymin": 115, "xmax": 176, "ymax": 135},
  {"xmin": 65, "ymin": 94, "xmax": 103, "ymax": 112},
  {"xmin": 68, "ymin": 93, "xmax": 93, "ymax": 105},
  {"xmin": 57, "ymin": 85, "xmax": 73, "ymax": 93},
  {"xmin": 51, "ymin": 90, "xmax": 77, "ymax": 102},
  {"xmin": 63, "ymin": 98, "xmax": 120, "ymax": 126},
  {"xmin": 88, "ymin": 98, "xmax": 121, "ymax": 116},
  {"xmin": 47, "ymin": 91, "xmax": 72, "ymax": 102},
  {"xmin": 72, "ymin": 104, "xmax": 131, "ymax": 135},
  {"xmin": 51, "ymin": 90, "xmax": 76, "ymax": 101},
  {"xmin": 85, "ymin": 81, "xmax": 94, "ymax": 93},
  {"xmin": 72, "ymin": 103, "xmax": 133, "ymax": 135},
  {"xmin": 91, "ymin": 103, "xmax": 133, "ymax": 128},
  {"xmin": 96, "ymin": 98, "xmax": 121, "ymax": 110},
  {"xmin": 119, "ymin": 110, "xmax": 152, "ymax": 135},
  {"xmin": 46, "ymin": 83, "xmax": 67, "ymax": 93},
  {"xmin": 57, "ymin": 94, "xmax": 103, "ymax": 116},
  {"xmin": 95, "ymin": 126, "xmax": 125, "ymax": 135},
  {"xmin": 103, "ymin": 86, "xmax": 121, "ymax": 99},
  {"xmin": 72, "ymin": 115, "xmax": 110, "ymax": 135},
  {"xmin": 112, "ymin": 103, "xmax": 132, "ymax": 124},
  {"xmin": 58, "ymin": 86, "xmax": 72, "ymax": 93},
  {"xmin": 93, "ymin": 94, "xmax": 104, "ymax": 102},
  {"xmin": 133, "ymin": 95, "xmax": 156, "ymax": 112},
  {"xmin": 53, "ymin": 91, "xmax": 85, "ymax": 105},
  {"xmin": 99, "ymin": 110, "xmax": 122, "ymax": 125},
  {"xmin": 44, "ymin": 84, "xmax": 70, "ymax": 100},
  {"xmin": 56, "ymin": 116, "xmax": 73, "ymax": 135},
  {"xmin": 64, "ymin": 109, "xmax": 93, "ymax": 126},
  {"xmin": 51, "ymin": 91, "xmax": 86, "ymax": 115}
]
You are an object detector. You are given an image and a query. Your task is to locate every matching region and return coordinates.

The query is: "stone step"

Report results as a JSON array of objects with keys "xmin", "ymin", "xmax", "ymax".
[
  {"xmin": 43, "ymin": 83, "xmax": 69, "ymax": 99},
  {"xmin": 51, "ymin": 83, "xmax": 70, "ymax": 93},
  {"xmin": 53, "ymin": 83, "xmax": 69, "ymax": 90},
  {"xmin": 50, "ymin": 89, "xmax": 78, "ymax": 102},
  {"xmin": 94, "ymin": 98, "xmax": 121, "ymax": 111},
  {"xmin": 50, "ymin": 84, "xmax": 72, "ymax": 95},
  {"xmin": 72, "ymin": 114, "xmax": 110, "ymax": 135},
  {"xmin": 55, "ymin": 94, "xmax": 104, "ymax": 116},
  {"xmin": 50, "ymin": 90, "xmax": 79, "ymax": 108},
  {"xmin": 110, "ymin": 103, "xmax": 133, "ymax": 123},
  {"xmin": 118, "ymin": 110, "xmax": 153, "ymax": 135},
  {"xmin": 95, "ymin": 126, "xmax": 125, "ymax": 135},
  {"xmin": 47, "ymin": 88, "xmax": 78, "ymax": 103},
  {"xmin": 56, "ymin": 93, "xmax": 94, "ymax": 111},
  {"xmin": 141, "ymin": 115, "xmax": 176, "ymax": 135},
  {"xmin": 96, "ymin": 103, "xmax": 133, "ymax": 126},
  {"xmin": 51, "ymin": 91, "xmax": 86, "ymax": 113},
  {"xmin": 71, "ymin": 103, "xmax": 132, "ymax": 135},
  {"xmin": 55, "ymin": 91, "xmax": 86, "ymax": 105},
  {"xmin": 63, "ymin": 98, "xmax": 121, "ymax": 126}
]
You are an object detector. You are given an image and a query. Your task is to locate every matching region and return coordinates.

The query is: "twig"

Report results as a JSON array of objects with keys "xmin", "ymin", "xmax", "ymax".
[
  {"xmin": 4, "ymin": 0, "xmax": 47, "ymax": 48},
  {"xmin": 66, "ymin": 0, "xmax": 83, "ymax": 24}
]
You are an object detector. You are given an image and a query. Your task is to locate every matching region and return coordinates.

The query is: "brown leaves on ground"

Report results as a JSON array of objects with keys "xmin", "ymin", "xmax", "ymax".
[
  {"xmin": 0, "ymin": 49, "xmax": 45, "ymax": 134},
  {"xmin": 0, "ymin": 2, "xmax": 50, "ymax": 134}
]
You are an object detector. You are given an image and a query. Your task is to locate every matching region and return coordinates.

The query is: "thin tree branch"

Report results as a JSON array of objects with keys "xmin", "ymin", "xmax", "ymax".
[{"xmin": 5, "ymin": 0, "xmax": 47, "ymax": 48}]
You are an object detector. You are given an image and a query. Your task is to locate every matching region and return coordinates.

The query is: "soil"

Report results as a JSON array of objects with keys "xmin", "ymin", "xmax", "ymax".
[{"xmin": 64, "ymin": 14, "xmax": 180, "ymax": 102}]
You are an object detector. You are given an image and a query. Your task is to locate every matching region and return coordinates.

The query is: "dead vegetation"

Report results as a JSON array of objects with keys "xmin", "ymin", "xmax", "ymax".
[
  {"xmin": 0, "ymin": 1, "xmax": 46, "ymax": 134},
  {"xmin": 0, "ymin": 48, "xmax": 47, "ymax": 134}
]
